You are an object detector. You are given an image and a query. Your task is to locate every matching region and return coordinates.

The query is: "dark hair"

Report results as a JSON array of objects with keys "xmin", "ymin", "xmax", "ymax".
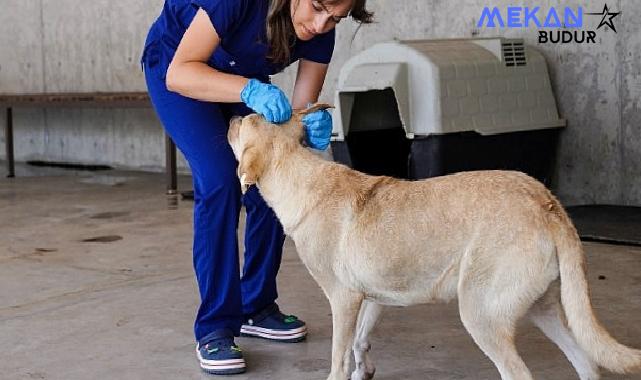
[{"xmin": 266, "ymin": 0, "xmax": 374, "ymax": 65}]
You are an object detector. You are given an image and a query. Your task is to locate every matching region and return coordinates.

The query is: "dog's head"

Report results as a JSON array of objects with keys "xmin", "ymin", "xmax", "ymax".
[{"xmin": 228, "ymin": 103, "xmax": 332, "ymax": 194}]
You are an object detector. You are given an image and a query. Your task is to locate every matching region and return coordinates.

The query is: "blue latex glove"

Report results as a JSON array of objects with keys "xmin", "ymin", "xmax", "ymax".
[
  {"xmin": 302, "ymin": 106, "xmax": 332, "ymax": 151},
  {"xmin": 240, "ymin": 79, "xmax": 292, "ymax": 123}
]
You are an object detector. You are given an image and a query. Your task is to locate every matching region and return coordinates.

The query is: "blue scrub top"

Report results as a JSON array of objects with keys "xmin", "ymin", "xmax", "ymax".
[{"xmin": 142, "ymin": 0, "xmax": 336, "ymax": 82}]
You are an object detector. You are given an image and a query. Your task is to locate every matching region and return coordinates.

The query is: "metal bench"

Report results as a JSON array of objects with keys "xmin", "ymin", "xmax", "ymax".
[{"xmin": 1, "ymin": 92, "xmax": 179, "ymax": 194}]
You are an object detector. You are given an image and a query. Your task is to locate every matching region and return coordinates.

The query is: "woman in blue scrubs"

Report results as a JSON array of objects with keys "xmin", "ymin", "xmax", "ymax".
[{"xmin": 141, "ymin": 0, "xmax": 372, "ymax": 374}]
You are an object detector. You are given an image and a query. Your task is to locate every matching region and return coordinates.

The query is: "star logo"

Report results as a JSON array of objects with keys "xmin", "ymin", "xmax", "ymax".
[{"xmin": 586, "ymin": 4, "xmax": 621, "ymax": 33}]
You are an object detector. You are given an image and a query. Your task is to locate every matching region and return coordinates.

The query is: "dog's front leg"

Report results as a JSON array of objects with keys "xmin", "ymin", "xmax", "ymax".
[{"xmin": 327, "ymin": 287, "xmax": 364, "ymax": 380}]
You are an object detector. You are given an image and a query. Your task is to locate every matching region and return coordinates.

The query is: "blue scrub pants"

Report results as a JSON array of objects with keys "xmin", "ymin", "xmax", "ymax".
[{"xmin": 143, "ymin": 61, "xmax": 286, "ymax": 341}]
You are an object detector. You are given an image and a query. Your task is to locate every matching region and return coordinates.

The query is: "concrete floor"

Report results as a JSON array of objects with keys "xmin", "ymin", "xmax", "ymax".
[{"xmin": 1, "ymin": 165, "xmax": 641, "ymax": 380}]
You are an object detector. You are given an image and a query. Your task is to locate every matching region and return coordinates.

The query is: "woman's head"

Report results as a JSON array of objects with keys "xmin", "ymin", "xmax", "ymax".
[
  {"xmin": 290, "ymin": 0, "xmax": 352, "ymax": 40},
  {"xmin": 267, "ymin": 0, "xmax": 373, "ymax": 64}
]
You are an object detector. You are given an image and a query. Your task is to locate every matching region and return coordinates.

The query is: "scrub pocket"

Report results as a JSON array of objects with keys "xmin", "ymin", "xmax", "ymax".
[{"xmin": 141, "ymin": 40, "xmax": 168, "ymax": 81}]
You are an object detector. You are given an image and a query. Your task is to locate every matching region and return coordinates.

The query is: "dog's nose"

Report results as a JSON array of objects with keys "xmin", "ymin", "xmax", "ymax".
[{"xmin": 228, "ymin": 116, "xmax": 241, "ymax": 144}]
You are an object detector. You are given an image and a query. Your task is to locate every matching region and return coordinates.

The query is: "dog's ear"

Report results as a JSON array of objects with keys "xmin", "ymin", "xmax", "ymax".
[
  {"xmin": 294, "ymin": 103, "xmax": 334, "ymax": 118},
  {"xmin": 238, "ymin": 145, "xmax": 264, "ymax": 194},
  {"xmin": 286, "ymin": 103, "xmax": 334, "ymax": 142}
]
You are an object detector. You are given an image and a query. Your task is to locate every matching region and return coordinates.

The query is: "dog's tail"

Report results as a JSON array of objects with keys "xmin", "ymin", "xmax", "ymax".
[{"xmin": 551, "ymin": 205, "xmax": 641, "ymax": 374}]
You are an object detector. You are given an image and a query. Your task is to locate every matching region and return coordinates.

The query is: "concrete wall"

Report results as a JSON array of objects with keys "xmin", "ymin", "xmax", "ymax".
[
  {"xmin": 1, "ymin": 0, "xmax": 640, "ymax": 206},
  {"xmin": 0, "ymin": 0, "xmax": 177, "ymax": 171}
]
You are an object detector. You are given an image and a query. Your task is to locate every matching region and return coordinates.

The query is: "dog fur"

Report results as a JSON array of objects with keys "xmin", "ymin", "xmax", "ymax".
[{"xmin": 227, "ymin": 106, "xmax": 641, "ymax": 380}]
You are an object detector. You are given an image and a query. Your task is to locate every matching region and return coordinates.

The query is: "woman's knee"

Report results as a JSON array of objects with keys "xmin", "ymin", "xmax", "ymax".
[
  {"xmin": 192, "ymin": 172, "xmax": 241, "ymax": 229},
  {"xmin": 194, "ymin": 170, "xmax": 241, "ymax": 202}
]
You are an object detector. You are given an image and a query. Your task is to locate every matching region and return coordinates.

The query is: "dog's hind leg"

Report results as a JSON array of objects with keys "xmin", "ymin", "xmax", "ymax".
[
  {"xmin": 529, "ymin": 282, "xmax": 600, "ymax": 380},
  {"xmin": 351, "ymin": 300, "xmax": 384, "ymax": 380},
  {"xmin": 459, "ymin": 294, "xmax": 534, "ymax": 379},
  {"xmin": 457, "ymin": 248, "xmax": 550, "ymax": 380},
  {"xmin": 459, "ymin": 308, "xmax": 533, "ymax": 380}
]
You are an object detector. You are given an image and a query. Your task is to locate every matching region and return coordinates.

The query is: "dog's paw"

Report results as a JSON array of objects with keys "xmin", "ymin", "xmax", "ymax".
[{"xmin": 350, "ymin": 368, "xmax": 375, "ymax": 380}]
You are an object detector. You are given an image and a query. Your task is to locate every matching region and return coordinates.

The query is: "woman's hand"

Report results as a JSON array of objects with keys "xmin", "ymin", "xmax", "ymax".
[
  {"xmin": 240, "ymin": 79, "xmax": 292, "ymax": 123},
  {"xmin": 302, "ymin": 107, "xmax": 332, "ymax": 150}
]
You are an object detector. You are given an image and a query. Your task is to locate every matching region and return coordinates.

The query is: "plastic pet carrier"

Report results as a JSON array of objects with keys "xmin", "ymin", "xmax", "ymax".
[{"xmin": 331, "ymin": 38, "xmax": 566, "ymax": 186}]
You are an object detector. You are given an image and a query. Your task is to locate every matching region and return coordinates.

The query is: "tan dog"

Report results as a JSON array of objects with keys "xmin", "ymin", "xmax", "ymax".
[{"xmin": 227, "ymin": 106, "xmax": 641, "ymax": 380}]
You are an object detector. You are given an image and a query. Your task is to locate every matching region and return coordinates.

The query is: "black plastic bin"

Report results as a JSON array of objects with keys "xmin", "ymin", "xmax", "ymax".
[
  {"xmin": 331, "ymin": 90, "xmax": 562, "ymax": 187},
  {"xmin": 332, "ymin": 129, "xmax": 560, "ymax": 187}
]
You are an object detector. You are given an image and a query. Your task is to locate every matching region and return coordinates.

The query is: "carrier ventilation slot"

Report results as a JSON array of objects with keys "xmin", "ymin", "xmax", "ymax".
[{"xmin": 502, "ymin": 41, "xmax": 527, "ymax": 67}]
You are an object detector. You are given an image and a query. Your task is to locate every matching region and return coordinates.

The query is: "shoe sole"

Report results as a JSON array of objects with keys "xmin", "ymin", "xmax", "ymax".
[
  {"xmin": 200, "ymin": 365, "xmax": 247, "ymax": 376},
  {"xmin": 200, "ymin": 365, "xmax": 246, "ymax": 375},
  {"xmin": 196, "ymin": 344, "xmax": 246, "ymax": 375},
  {"xmin": 239, "ymin": 325, "xmax": 307, "ymax": 343}
]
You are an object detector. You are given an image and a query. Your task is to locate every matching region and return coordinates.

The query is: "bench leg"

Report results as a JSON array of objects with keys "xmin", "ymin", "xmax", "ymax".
[
  {"xmin": 5, "ymin": 107, "xmax": 14, "ymax": 178},
  {"xmin": 165, "ymin": 132, "xmax": 177, "ymax": 195}
]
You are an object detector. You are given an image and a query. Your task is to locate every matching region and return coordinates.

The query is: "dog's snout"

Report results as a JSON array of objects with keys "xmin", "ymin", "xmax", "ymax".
[{"xmin": 228, "ymin": 116, "xmax": 242, "ymax": 145}]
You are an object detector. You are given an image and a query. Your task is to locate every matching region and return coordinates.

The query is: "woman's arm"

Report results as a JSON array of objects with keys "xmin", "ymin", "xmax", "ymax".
[
  {"xmin": 292, "ymin": 58, "xmax": 333, "ymax": 151},
  {"xmin": 291, "ymin": 58, "xmax": 330, "ymax": 110},
  {"xmin": 166, "ymin": 9, "xmax": 248, "ymax": 102}
]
